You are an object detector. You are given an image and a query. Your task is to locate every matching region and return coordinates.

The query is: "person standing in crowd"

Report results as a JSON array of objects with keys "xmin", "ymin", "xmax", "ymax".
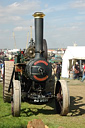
[
  {"xmin": 72, "ymin": 64, "xmax": 75, "ymax": 79},
  {"xmin": 52, "ymin": 62, "xmax": 57, "ymax": 75},
  {"xmin": 56, "ymin": 62, "xmax": 61, "ymax": 80},
  {"xmin": 74, "ymin": 62, "xmax": 80, "ymax": 80},
  {"xmin": 81, "ymin": 63, "xmax": 85, "ymax": 82}
]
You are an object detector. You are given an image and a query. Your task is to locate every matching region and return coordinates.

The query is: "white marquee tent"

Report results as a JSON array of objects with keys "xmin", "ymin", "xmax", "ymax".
[{"xmin": 61, "ymin": 46, "xmax": 85, "ymax": 78}]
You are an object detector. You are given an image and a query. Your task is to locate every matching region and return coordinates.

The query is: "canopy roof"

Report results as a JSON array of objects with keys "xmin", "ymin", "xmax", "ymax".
[
  {"xmin": 62, "ymin": 46, "xmax": 85, "ymax": 78},
  {"xmin": 63, "ymin": 46, "xmax": 85, "ymax": 60}
]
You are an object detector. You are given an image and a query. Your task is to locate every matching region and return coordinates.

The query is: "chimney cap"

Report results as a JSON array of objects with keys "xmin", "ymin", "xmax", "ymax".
[{"xmin": 33, "ymin": 12, "xmax": 45, "ymax": 18}]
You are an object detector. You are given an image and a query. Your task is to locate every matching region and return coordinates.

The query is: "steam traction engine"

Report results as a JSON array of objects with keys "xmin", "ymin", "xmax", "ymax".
[{"xmin": 3, "ymin": 12, "xmax": 70, "ymax": 117}]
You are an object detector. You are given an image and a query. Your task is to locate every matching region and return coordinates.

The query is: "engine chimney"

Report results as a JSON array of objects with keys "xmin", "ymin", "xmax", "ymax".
[{"xmin": 33, "ymin": 12, "xmax": 45, "ymax": 58}]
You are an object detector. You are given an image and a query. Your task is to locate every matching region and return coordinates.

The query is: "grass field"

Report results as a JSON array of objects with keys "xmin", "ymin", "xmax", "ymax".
[{"xmin": 0, "ymin": 79, "xmax": 85, "ymax": 128}]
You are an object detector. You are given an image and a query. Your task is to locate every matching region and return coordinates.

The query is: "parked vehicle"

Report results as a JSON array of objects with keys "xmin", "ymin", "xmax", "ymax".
[{"xmin": 3, "ymin": 12, "xmax": 70, "ymax": 117}]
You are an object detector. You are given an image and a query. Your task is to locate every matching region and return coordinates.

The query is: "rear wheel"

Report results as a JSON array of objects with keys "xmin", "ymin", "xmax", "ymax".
[
  {"xmin": 3, "ymin": 61, "xmax": 14, "ymax": 102},
  {"xmin": 11, "ymin": 80, "xmax": 21, "ymax": 117},
  {"xmin": 55, "ymin": 79, "xmax": 70, "ymax": 116}
]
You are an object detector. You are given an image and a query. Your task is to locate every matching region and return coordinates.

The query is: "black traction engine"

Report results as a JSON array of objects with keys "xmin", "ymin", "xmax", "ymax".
[{"xmin": 3, "ymin": 12, "xmax": 70, "ymax": 117}]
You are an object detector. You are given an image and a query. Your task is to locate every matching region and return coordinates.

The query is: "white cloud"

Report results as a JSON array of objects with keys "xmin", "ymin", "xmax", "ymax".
[
  {"xmin": 0, "ymin": 16, "xmax": 22, "ymax": 24},
  {"xmin": 79, "ymin": 11, "xmax": 85, "ymax": 14},
  {"xmin": 0, "ymin": 29, "xmax": 10, "ymax": 36},
  {"xmin": 71, "ymin": 0, "xmax": 85, "ymax": 9},
  {"xmin": 44, "ymin": 4, "xmax": 48, "ymax": 8},
  {"xmin": 8, "ymin": 2, "xmax": 20, "ymax": 8},
  {"xmin": 6, "ymin": 1, "xmax": 40, "ymax": 15},
  {"xmin": 0, "ymin": 0, "xmax": 41, "ymax": 49},
  {"xmin": 0, "ymin": 0, "xmax": 85, "ymax": 49},
  {"xmin": 55, "ymin": 26, "xmax": 79, "ymax": 32},
  {"xmin": 0, "ymin": 0, "xmax": 40, "ymax": 24},
  {"xmin": 14, "ymin": 26, "xmax": 28, "ymax": 31},
  {"xmin": 42, "ymin": 4, "xmax": 68, "ymax": 14}
]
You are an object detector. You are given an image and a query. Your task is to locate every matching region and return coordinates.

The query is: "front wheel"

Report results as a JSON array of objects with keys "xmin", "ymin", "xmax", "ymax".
[
  {"xmin": 11, "ymin": 80, "xmax": 21, "ymax": 117},
  {"xmin": 55, "ymin": 80, "xmax": 70, "ymax": 116}
]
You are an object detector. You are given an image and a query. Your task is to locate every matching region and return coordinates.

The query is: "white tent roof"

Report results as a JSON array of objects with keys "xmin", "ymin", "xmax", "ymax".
[
  {"xmin": 65, "ymin": 46, "xmax": 85, "ymax": 60},
  {"xmin": 61, "ymin": 46, "xmax": 85, "ymax": 78}
]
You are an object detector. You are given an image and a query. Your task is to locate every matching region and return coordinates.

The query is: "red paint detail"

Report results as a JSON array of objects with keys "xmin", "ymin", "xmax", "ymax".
[
  {"xmin": 21, "ymin": 51, "xmax": 24, "ymax": 54},
  {"xmin": 34, "ymin": 60, "xmax": 48, "ymax": 66},
  {"xmin": 33, "ymin": 75, "xmax": 48, "ymax": 81}
]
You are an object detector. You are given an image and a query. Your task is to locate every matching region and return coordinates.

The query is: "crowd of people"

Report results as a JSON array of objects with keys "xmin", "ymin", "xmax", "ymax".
[
  {"xmin": 52, "ymin": 61, "xmax": 85, "ymax": 82},
  {"xmin": 1, "ymin": 54, "xmax": 85, "ymax": 82},
  {"xmin": 72, "ymin": 62, "xmax": 85, "ymax": 81}
]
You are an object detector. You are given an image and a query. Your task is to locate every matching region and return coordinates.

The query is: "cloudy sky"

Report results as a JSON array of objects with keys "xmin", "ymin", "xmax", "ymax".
[{"xmin": 0, "ymin": 0, "xmax": 85, "ymax": 49}]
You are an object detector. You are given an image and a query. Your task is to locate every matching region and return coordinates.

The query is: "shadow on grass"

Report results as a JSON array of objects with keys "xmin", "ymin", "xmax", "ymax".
[
  {"xmin": 70, "ymin": 96, "xmax": 85, "ymax": 116},
  {"xmin": 0, "ymin": 113, "xmax": 11, "ymax": 118},
  {"xmin": 21, "ymin": 99, "xmax": 56, "ymax": 117},
  {"xmin": 21, "ymin": 96, "xmax": 85, "ymax": 117},
  {"xmin": 21, "ymin": 108, "xmax": 55, "ymax": 117}
]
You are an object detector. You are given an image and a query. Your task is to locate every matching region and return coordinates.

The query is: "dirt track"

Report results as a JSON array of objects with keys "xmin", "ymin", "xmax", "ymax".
[
  {"xmin": 67, "ymin": 79, "xmax": 85, "ymax": 116},
  {"xmin": 46, "ymin": 75, "xmax": 85, "ymax": 116}
]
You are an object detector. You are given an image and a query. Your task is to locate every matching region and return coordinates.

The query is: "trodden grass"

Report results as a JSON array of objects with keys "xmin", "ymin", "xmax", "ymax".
[{"xmin": 0, "ymin": 80, "xmax": 85, "ymax": 128}]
